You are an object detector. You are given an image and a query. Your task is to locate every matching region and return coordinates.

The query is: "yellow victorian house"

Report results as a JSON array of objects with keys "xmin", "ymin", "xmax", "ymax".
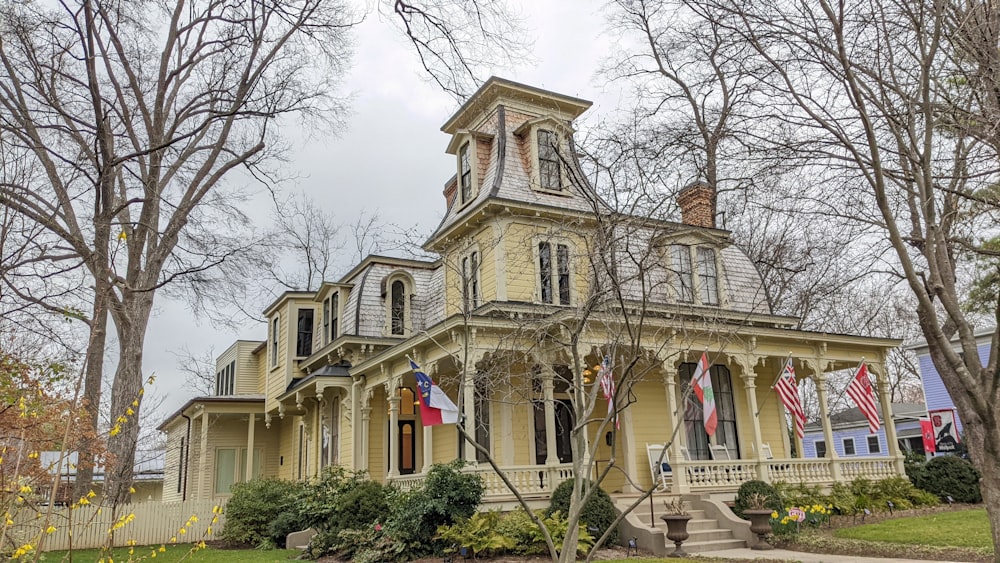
[{"xmin": 159, "ymin": 77, "xmax": 904, "ymax": 551}]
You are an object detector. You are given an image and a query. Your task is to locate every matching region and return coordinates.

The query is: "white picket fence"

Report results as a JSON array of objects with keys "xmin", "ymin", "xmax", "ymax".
[{"xmin": 8, "ymin": 499, "xmax": 226, "ymax": 552}]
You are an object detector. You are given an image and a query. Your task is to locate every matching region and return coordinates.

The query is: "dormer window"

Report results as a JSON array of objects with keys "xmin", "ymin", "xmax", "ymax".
[
  {"xmin": 459, "ymin": 142, "xmax": 473, "ymax": 204},
  {"xmin": 384, "ymin": 272, "xmax": 414, "ymax": 337},
  {"xmin": 270, "ymin": 316, "xmax": 279, "ymax": 367},
  {"xmin": 670, "ymin": 244, "xmax": 694, "ymax": 302},
  {"xmin": 669, "ymin": 244, "xmax": 721, "ymax": 306},
  {"xmin": 296, "ymin": 308, "xmax": 314, "ymax": 357},
  {"xmin": 391, "ymin": 280, "xmax": 406, "ymax": 335},
  {"xmin": 697, "ymin": 247, "xmax": 719, "ymax": 305},
  {"xmin": 537, "ymin": 129, "xmax": 561, "ymax": 191},
  {"xmin": 322, "ymin": 293, "xmax": 339, "ymax": 344}
]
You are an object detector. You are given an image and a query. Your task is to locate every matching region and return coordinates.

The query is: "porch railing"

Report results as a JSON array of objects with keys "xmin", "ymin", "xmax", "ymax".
[{"xmin": 387, "ymin": 463, "xmax": 575, "ymax": 498}]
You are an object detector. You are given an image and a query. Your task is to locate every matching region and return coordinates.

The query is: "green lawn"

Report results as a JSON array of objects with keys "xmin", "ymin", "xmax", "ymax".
[
  {"xmin": 834, "ymin": 507, "xmax": 992, "ymax": 550},
  {"xmin": 37, "ymin": 545, "xmax": 298, "ymax": 562}
]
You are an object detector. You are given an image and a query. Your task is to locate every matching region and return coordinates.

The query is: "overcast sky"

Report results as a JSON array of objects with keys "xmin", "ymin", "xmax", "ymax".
[{"xmin": 144, "ymin": 0, "xmax": 623, "ymax": 419}]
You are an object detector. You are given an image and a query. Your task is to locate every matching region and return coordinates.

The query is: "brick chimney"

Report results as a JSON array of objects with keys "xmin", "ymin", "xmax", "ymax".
[
  {"xmin": 443, "ymin": 177, "xmax": 458, "ymax": 208},
  {"xmin": 677, "ymin": 181, "xmax": 715, "ymax": 228}
]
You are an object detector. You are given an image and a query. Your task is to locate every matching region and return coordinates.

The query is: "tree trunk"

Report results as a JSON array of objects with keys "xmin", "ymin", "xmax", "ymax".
[
  {"xmin": 72, "ymin": 290, "xmax": 108, "ymax": 500},
  {"xmin": 954, "ymin": 403, "xmax": 1000, "ymax": 554},
  {"xmin": 104, "ymin": 292, "xmax": 154, "ymax": 506}
]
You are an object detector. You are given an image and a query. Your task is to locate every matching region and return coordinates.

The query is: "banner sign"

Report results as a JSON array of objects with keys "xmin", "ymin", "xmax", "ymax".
[{"xmin": 929, "ymin": 408, "xmax": 960, "ymax": 453}]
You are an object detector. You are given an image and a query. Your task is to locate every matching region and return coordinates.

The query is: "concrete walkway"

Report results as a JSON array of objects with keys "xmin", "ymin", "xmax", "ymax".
[{"xmin": 697, "ymin": 546, "xmax": 967, "ymax": 562}]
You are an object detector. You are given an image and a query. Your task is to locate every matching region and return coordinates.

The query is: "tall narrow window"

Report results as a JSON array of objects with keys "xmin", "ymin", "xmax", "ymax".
[
  {"xmin": 460, "ymin": 142, "xmax": 472, "ymax": 203},
  {"xmin": 322, "ymin": 297, "xmax": 330, "ymax": 344},
  {"xmin": 462, "ymin": 251, "xmax": 480, "ymax": 311},
  {"xmin": 539, "ymin": 242, "xmax": 571, "ymax": 305},
  {"xmin": 537, "ymin": 130, "xmax": 561, "ymax": 190},
  {"xmin": 671, "ymin": 245, "xmax": 693, "ymax": 302},
  {"xmin": 557, "ymin": 244, "xmax": 570, "ymax": 305},
  {"xmin": 330, "ymin": 293, "xmax": 339, "ymax": 341},
  {"xmin": 390, "ymin": 280, "xmax": 406, "ymax": 335},
  {"xmin": 679, "ymin": 363, "xmax": 739, "ymax": 460},
  {"xmin": 539, "ymin": 242, "xmax": 553, "ymax": 304},
  {"xmin": 296, "ymin": 309, "xmax": 314, "ymax": 357},
  {"xmin": 270, "ymin": 316, "xmax": 279, "ymax": 367},
  {"xmin": 697, "ymin": 247, "xmax": 719, "ymax": 305}
]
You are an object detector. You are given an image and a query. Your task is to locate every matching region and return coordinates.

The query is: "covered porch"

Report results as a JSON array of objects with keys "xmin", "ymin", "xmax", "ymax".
[{"xmin": 364, "ymin": 330, "xmax": 905, "ymax": 502}]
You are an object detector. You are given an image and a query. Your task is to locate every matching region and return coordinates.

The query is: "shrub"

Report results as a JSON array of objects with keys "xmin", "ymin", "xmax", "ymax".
[
  {"xmin": 383, "ymin": 460, "xmax": 484, "ymax": 559},
  {"xmin": 436, "ymin": 511, "xmax": 516, "ymax": 557},
  {"xmin": 733, "ymin": 480, "xmax": 782, "ymax": 519},
  {"xmin": 495, "ymin": 508, "xmax": 546, "ymax": 555},
  {"xmin": 221, "ymin": 478, "xmax": 307, "ymax": 548},
  {"xmin": 306, "ymin": 478, "xmax": 391, "ymax": 558},
  {"xmin": 546, "ymin": 478, "xmax": 619, "ymax": 543},
  {"xmin": 910, "ymin": 455, "xmax": 981, "ymax": 503}
]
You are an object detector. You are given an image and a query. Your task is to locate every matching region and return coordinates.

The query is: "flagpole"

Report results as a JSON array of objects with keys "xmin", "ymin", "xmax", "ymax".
[{"xmin": 754, "ymin": 353, "xmax": 792, "ymax": 417}]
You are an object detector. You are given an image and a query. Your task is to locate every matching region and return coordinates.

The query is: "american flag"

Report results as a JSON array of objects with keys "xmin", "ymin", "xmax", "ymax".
[
  {"xmin": 774, "ymin": 358, "xmax": 806, "ymax": 439},
  {"xmin": 847, "ymin": 362, "xmax": 880, "ymax": 434},
  {"xmin": 597, "ymin": 355, "xmax": 618, "ymax": 429}
]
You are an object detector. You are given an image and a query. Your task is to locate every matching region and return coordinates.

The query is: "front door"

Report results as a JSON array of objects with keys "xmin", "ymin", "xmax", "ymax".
[
  {"xmin": 533, "ymin": 399, "xmax": 575, "ymax": 464},
  {"xmin": 398, "ymin": 420, "xmax": 416, "ymax": 475}
]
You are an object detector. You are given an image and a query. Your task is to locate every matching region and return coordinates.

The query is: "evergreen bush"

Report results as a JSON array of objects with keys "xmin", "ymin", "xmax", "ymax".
[
  {"xmin": 732, "ymin": 480, "xmax": 782, "ymax": 519},
  {"xmin": 909, "ymin": 455, "xmax": 982, "ymax": 503},
  {"xmin": 220, "ymin": 478, "xmax": 307, "ymax": 548},
  {"xmin": 546, "ymin": 478, "xmax": 619, "ymax": 543}
]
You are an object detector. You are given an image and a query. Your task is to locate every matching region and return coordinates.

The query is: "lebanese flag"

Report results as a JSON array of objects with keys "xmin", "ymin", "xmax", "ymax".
[
  {"xmin": 920, "ymin": 419, "xmax": 936, "ymax": 454},
  {"xmin": 690, "ymin": 352, "xmax": 717, "ymax": 437},
  {"xmin": 410, "ymin": 360, "xmax": 460, "ymax": 426}
]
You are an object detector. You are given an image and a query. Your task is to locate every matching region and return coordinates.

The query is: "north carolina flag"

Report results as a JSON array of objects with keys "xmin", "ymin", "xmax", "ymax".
[
  {"xmin": 920, "ymin": 419, "xmax": 936, "ymax": 454},
  {"xmin": 410, "ymin": 360, "xmax": 459, "ymax": 426},
  {"xmin": 690, "ymin": 352, "xmax": 717, "ymax": 437}
]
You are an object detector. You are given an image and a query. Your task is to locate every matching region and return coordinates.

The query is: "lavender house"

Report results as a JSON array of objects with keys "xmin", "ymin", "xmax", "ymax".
[
  {"xmin": 907, "ymin": 328, "xmax": 994, "ymax": 454},
  {"xmin": 802, "ymin": 403, "xmax": 928, "ymax": 458}
]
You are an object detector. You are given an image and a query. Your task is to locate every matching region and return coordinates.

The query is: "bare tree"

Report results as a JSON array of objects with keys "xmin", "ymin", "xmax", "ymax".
[
  {"xmin": 0, "ymin": 0, "xmax": 526, "ymax": 503},
  {"xmin": 688, "ymin": 0, "xmax": 1000, "ymax": 548}
]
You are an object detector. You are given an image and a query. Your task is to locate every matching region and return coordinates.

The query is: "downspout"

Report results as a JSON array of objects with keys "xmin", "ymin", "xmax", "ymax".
[{"xmin": 181, "ymin": 413, "xmax": 192, "ymax": 501}]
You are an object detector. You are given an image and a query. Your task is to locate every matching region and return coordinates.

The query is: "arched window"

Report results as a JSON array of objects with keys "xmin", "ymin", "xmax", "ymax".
[{"xmin": 391, "ymin": 280, "xmax": 406, "ymax": 335}]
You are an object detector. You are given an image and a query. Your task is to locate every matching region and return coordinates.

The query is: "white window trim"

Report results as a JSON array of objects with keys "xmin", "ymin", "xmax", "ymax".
[
  {"xmin": 842, "ymin": 437, "xmax": 856, "ymax": 456},
  {"xmin": 515, "ymin": 118, "xmax": 571, "ymax": 195},
  {"xmin": 270, "ymin": 315, "xmax": 279, "ymax": 368},
  {"xmin": 294, "ymin": 306, "xmax": 316, "ymax": 359},
  {"xmin": 815, "ymin": 439, "xmax": 827, "ymax": 458},
  {"xmin": 384, "ymin": 272, "xmax": 415, "ymax": 337},
  {"xmin": 460, "ymin": 245, "xmax": 483, "ymax": 312},
  {"xmin": 214, "ymin": 446, "xmax": 263, "ymax": 495},
  {"xmin": 867, "ymin": 433, "xmax": 881, "ymax": 454},
  {"xmin": 667, "ymin": 244, "xmax": 723, "ymax": 307},
  {"xmin": 533, "ymin": 236, "xmax": 575, "ymax": 306}
]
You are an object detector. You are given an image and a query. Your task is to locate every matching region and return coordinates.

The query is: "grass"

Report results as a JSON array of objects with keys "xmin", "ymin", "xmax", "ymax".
[
  {"xmin": 36, "ymin": 545, "xmax": 299, "ymax": 562},
  {"xmin": 833, "ymin": 507, "xmax": 992, "ymax": 550}
]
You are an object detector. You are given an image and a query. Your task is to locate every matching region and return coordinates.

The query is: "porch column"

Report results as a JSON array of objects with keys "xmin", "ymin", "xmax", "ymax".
[
  {"xmin": 388, "ymin": 382, "xmax": 400, "ymax": 478},
  {"xmin": 359, "ymin": 389, "xmax": 372, "ymax": 472},
  {"xmin": 199, "ymin": 411, "xmax": 210, "ymax": 499},
  {"xmin": 463, "ymin": 373, "xmax": 476, "ymax": 464},
  {"xmin": 543, "ymin": 371, "xmax": 558, "ymax": 465},
  {"xmin": 352, "ymin": 378, "xmax": 363, "ymax": 471},
  {"xmin": 737, "ymin": 354, "xmax": 768, "ymax": 482},
  {"xmin": 663, "ymin": 364, "xmax": 689, "ymax": 494},
  {"xmin": 246, "ymin": 413, "xmax": 256, "ymax": 481},
  {"xmin": 499, "ymin": 400, "xmax": 514, "ymax": 466},
  {"xmin": 810, "ymin": 364, "xmax": 842, "ymax": 481},
  {"xmin": 873, "ymin": 361, "xmax": 905, "ymax": 474}
]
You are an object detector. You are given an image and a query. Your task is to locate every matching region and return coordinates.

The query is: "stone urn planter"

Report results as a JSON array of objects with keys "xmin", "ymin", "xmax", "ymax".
[
  {"xmin": 744, "ymin": 509, "xmax": 774, "ymax": 550},
  {"xmin": 660, "ymin": 514, "xmax": 692, "ymax": 557}
]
